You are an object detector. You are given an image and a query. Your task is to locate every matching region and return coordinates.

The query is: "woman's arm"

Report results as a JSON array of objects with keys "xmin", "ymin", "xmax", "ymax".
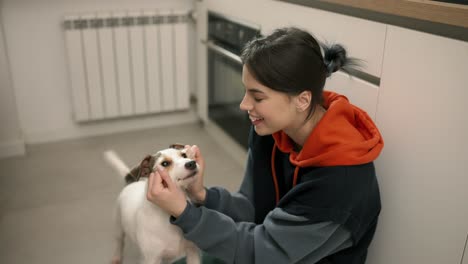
[{"xmin": 171, "ymin": 205, "xmax": 352, "ymax": 264}]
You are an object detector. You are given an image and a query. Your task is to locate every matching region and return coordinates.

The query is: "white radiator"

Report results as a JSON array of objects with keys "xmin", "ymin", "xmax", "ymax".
[{"xmin": 63, "ymin": 10, "xmax": 190, "ymax": 122}]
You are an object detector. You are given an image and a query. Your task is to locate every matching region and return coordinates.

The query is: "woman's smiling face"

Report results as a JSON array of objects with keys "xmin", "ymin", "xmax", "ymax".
[{"xmin": 240, "ymin": 65, "xmax": 299, "ymax": 136}]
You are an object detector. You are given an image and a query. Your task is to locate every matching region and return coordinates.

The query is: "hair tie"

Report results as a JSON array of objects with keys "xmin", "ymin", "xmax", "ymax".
[{"xmin": 326, "ymin": 61, "xmax": 335, "ymax": 77}]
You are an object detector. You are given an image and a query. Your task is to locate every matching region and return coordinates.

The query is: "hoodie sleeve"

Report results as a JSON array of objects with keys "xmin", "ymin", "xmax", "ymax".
[
  {"xmin": 171, "ymin": 204, "xmax": 352, "ymax": 264},
  {"xmin": 201, "ymin": 149, "xmax": 255, "ymax": 222}
]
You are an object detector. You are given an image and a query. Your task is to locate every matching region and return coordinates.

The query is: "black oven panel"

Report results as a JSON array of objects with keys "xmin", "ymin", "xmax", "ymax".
[
  {"xmin": 208, "ymin": 13, "xmax": 259, "ymax": 54},
  {"xmin": 207, "ymin": 13, "xmax": 260, "ymax": 149}
]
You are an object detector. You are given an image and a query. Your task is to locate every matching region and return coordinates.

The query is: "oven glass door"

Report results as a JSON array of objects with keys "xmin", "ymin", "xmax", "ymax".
[{"xmin": 208, "ymin": 43, "xmax": 250, "ymax": 149}]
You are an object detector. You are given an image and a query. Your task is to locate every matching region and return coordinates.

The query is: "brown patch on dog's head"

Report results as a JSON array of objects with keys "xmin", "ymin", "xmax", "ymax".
[
  {"xmin": 124, "ymin": 144, "xmax": 191, "ymax": 184},
  {"xmin": 155, "ymin": 153, "xmax": 175, "ymax": 175},
  {"xmin": 125, "ymin": 153, "xmax": 158, "ymax": 184}
]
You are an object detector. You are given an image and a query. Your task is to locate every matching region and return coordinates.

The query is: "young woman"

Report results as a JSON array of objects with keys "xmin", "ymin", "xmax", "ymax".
[{"xmin": 146, "ymin": 27, "xmax": 384, "ymax": 264}]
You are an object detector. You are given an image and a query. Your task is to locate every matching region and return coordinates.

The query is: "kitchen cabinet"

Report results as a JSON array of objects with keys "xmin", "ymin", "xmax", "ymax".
[
  {"xmin": 203, "ymin": 0, "xmax": 386, "ymax": 78},
  {"xmin": 260, "ymin": 1, "xmax": 387, "ymax": 79},
  {"xmin": 367, "ymin": 25, "xmax": 468, "ymax": 264},
  {"xmin": 197, "ymin": 2, "xmax": 468, "ymax": 262}
]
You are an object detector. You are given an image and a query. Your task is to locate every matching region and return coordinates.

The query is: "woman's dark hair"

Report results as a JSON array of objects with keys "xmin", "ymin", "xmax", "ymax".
[{"xmin": 240, "ymin": 27, "xmax": 361, "ymax": 119}]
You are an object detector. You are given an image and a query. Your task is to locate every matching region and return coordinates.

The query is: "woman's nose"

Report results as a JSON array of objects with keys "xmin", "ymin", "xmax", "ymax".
[{"xmin": 239, "ymin": 94, "xmax": 251, "ymax": 112}]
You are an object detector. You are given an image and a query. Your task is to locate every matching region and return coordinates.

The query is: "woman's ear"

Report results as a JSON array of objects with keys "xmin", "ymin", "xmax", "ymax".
[{"xmin": 295, "ymin": 91, "xmax": 312, "ymax": 112}]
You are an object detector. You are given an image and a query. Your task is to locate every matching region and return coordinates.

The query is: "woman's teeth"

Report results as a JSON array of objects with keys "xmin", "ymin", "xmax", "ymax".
[{"xmin": 250, "ymin": 116, "xmax": 264, "ymax": 123}]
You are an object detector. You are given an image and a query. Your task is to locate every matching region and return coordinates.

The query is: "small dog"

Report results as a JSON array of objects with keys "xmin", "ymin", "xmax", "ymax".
[{"xmin": 104, "ymin": 144, "xmax": 201, "ymax": 264}]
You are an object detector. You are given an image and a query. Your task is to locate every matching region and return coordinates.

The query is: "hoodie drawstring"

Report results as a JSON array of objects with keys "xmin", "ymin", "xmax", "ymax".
[
  {"xmin": 293, "ymin": 166, "xmax": 300, "ymax": 187},
  {"xmin": 271, "ymin": 145, "xmax": 280, "ymax": 204},
  {"xmin": 271, "ymin": 145, "xmax": 302, "ymax": 205}
]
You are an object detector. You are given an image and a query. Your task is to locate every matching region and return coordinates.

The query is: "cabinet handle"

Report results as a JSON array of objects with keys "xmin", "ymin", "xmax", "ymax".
[{"xmin": 202, "ymin": 40, "xmax": 242, "ymax": 65}]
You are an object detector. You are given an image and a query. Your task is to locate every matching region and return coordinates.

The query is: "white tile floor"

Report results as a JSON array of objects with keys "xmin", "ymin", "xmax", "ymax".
[{"xmin": 0, "ymin": 123, "xmax": 246, "ymax": 264}]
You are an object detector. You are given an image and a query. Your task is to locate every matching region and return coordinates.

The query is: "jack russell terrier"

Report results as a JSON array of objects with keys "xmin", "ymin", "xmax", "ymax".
[{"xmin": 104, "ymin": 144, "xmax": 201, "ymax": 264}]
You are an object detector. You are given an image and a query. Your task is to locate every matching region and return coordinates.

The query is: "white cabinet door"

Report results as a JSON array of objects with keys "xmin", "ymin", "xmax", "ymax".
[
  {"xmin": 324, "ymin": 71, "xmax": 379, "ymax": 121},
  {"xmin": 367, "ymin": 25, "xmax": 468, "ymax": 264}
]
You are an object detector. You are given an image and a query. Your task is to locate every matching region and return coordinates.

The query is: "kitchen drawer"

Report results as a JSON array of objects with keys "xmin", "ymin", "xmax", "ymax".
[
  {"xmin": 260, "ymin": 1, "xmax": 386, "ymax": 78},
  {"xmin": 203, "ymin": 0, "xmax": 386, "ymax": 78},
  {"xmin": 367, "ymin": 25, "xmax": 468, "ymax": 264}
]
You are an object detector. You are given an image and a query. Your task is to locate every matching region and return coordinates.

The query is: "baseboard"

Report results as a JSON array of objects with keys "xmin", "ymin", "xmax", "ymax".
[{"xmin": 0, "ymin": 139, "xmax": 26, "ymax": 159}]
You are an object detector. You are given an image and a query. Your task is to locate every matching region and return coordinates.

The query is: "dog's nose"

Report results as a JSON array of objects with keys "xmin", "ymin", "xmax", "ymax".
[{"xmin": 185, "ymin": 160, "xmax": 197, "ymax": 170}]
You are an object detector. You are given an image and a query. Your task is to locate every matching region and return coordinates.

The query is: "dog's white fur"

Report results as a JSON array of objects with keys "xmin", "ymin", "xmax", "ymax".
[{"xmin": 104, "ymin": 148, "xmax": 201, "ymax": 264}]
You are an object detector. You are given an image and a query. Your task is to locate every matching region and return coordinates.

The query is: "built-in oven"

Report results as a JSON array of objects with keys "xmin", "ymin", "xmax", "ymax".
[{"xmin": 205, "ymin": 12, "xmax": 260, "ymax": 149}]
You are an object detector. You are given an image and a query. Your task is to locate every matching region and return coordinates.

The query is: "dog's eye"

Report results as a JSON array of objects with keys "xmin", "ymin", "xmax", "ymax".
[
  {"xmin": 161, "ymin": 161, "xmax": 171, "ymax": 167},
  {"xmin": 181, "ymin": 153, "xmax": 187, "ymax": 158}
]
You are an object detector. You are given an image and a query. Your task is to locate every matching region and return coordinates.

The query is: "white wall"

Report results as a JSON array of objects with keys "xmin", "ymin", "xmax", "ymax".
[
  {"xmin": 0, "ymin": 12, "xmax": 25, "ymax": 158},
  {"xmin": 1, "ymin": 0, "xmax": 196, "ymax": 145}
]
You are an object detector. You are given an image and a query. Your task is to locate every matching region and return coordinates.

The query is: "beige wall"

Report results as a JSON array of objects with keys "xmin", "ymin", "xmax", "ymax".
[{"xmin": 0, "ymin": 12, "xmax": 25, "ymax": 158}]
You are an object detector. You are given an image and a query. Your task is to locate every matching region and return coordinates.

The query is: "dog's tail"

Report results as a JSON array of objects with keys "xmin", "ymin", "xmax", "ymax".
[{"xmin": 103, "ymin": 150, "xmax": 131, "ymax": 181}]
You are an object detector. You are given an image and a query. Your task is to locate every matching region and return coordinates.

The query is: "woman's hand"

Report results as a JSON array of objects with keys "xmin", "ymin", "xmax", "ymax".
[
  {"xmin": 184, "ymin": 145, "xmax": 207, "ymax": 204},
  {"xmin": 146, "ymin": 166, "xmax": 187, "ymax": 218}
]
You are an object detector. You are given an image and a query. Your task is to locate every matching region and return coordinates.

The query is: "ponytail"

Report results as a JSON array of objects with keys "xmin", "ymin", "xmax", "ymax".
[{"xmin": 322, "ymin": 43, "xmax": 363, "ymax": 77}]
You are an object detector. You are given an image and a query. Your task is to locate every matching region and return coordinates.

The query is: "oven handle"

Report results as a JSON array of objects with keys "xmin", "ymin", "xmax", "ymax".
[{"xmin": 202, "ymin": 40, "xmax": 243, "ymax": 65}]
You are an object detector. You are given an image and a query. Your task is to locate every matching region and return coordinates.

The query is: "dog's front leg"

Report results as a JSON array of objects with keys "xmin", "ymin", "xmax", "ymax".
[
  {"xmin": 184, "ymin": 242, "xmax": 201, "ymax": 264},
  {"xmin": 112, "ymin": 205, "xmax": 125, "ymax": 264}
]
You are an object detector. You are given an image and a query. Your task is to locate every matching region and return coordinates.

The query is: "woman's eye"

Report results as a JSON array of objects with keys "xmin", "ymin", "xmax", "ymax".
[
  {"xmin": 161, "ymin": 161, "xmax": 170, "ymax": 167},
  {"xmin": 181, "ymin": 153, "xmax": 187, "ymax": 158},
  {"xmin": 254, "ymin": 98, "xmax": 263, "ymax": 102}
]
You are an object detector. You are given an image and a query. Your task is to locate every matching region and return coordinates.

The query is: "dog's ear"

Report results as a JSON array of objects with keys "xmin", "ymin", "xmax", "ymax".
[
  {"xmin": 125, "ymin": 154, "xmax": 157, "ymax": 184},
  {"xmin": 169, "ymin": 143, "xmax": 185, "ymax": 150}
]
